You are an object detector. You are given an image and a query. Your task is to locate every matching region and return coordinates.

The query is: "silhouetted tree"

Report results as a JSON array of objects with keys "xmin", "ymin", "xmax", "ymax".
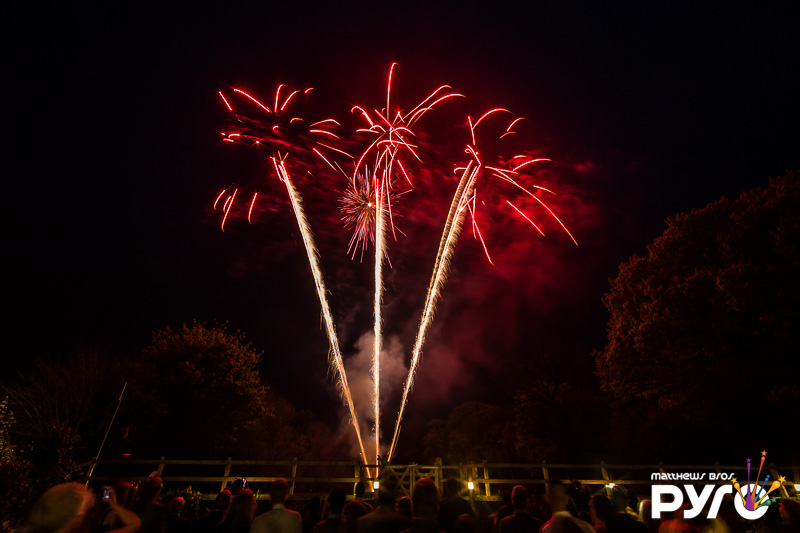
[
  {"xmin": 128, "ymin": 321, "xmax": 272, "ymax": 458},
  {"xmin": 1, "ymin": 350, "xmax": 127, "ymax": 452},
  {"xmin": 595, "ymin": 171, "xmax": 800, "ymax": 457},
  {"xmin": 423, "ymin": 402, "xmax": 515, "ymax": 463},
  {"xmin": 512, "ymin": 349, "xmax": 604, "ymax": 463}
]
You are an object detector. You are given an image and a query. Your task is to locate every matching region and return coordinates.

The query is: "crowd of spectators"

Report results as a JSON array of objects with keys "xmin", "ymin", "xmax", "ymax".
[{"xmin": 9, "ymin": 475, "xmax": 800, "ymax": 533}]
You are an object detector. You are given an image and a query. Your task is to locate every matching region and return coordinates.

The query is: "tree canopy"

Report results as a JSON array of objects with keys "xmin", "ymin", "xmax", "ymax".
[
  {"xmin": 595, "ymin": 172, "xmax": 799, "ymax": 439},
  {"xmin": 130, "ymin": 321, "xmax": 272, "ymax": 457}
]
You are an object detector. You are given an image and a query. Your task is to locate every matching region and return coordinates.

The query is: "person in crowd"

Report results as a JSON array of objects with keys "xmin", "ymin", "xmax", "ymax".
[
  {"xmin": 541, "ymin": 481, "xmax": 595, "ymax": 533},
  {"xmin": 493, "ymin": 491, "xmax": 514, "ymax": 532},
  {"xmin": 311, "ymin": 488, "xmax": 346, "ymax": 533},
  {"xmin": 217, "ymin": 489, "xmax": 255, "ymax": 533},
  {"xmin": 568, "ymin": 482, "xmax": 592, "ymax": 515},
  {"xmin": 356, "ymin": 475, "xmax": 409, "ymax": 533},
  {"xmin": 656, "ymin": 519, "xmax": 700, "ymax": 533},
  {"xmin": 529, "ymin": 491, "xmax": 551, "ymax": 523},
  {"xmin": 251, "ymin": 479, "xmax": 301, "ymax": 533},
  {"xmin": 230, "ymin": 480, "xmax": 247, "ymax": 498},
  {"xmin": 451, "ymin": 515, "xmax": 477, "ymax": 533},
  {"xmin": 195, "ymin": 491, "xmax": 231, "ymax": 533},
  {"xmin": 164, "ymin": 497, "xmax": 191, "ymax": 533},
  {"xmin": 497, "ymin": 485, "xmax": 543, "ymax": 533},
  {"xmin": 636, "ymin": 501, "xmax": 658, "ymax": 533},
  {"xmin": 438, "ymin": 479, "xmax": 474, "ymax": 533},
  {"xmin": 779, "ymin": 498, "xmax": 800, "ymax": 533},
  {"xmin": 397, "ymin": 498, "xmax": 413, "ymax": 521},
  {"xmin": 339, "ymin": 502, "xmax": 369, "ymax": 533},
  {"xmin": 113, "ymin": 483, "xmax": 135, "ymax": 510},
  {"xmin": 96, "ymin": 483, "xmax": 137, "ymax": 532},
  {"xmin": 302, "ymin": 496, "xmax": 321, "ymax": 533},
  {"xmin": 353, "ymin": 483, "xmax": 372, "ymax": 512},
  {"xmin": 21, "ymin": 483, "xmax": 140, "ymax": 533},
  {"xmin": 591, "ymin": 495, "xmax": 613, "ymax": 533},
  {"xmin": 130, "ymin": 477, "xmax": 167, "ymax": 533},
  {"xmin": 401, "ymin": 477, "xmax": 442, "ymax": 533},
  {"xmin": 591, "ymin": 494, "xmax": 647, "ymax": 533}
]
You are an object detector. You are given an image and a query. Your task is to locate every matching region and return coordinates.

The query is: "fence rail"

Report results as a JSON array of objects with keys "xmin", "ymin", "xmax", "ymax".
[{"xmin": 78, "ymin": 458, "xmax": 799, "ymax": 501}]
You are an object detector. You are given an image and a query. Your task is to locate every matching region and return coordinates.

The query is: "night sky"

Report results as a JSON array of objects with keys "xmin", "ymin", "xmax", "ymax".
[{"xmin": 6, "ymin": 3, "xmax": 798, "ymax": 456}]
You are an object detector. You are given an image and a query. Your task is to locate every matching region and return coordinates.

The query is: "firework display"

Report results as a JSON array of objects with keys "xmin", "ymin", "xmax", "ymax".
[{"xmin": 215, "ymin": 65, "xmax": 577, "ymax": 463}]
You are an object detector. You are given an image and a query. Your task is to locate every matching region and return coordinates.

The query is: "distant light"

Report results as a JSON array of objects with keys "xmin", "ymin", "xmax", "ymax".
[
  {"xmin": 795, "ymin": 484, "xmax": 800, "ymax": 491},
  {"xmin": 468, "ymin": 481, "xmax": 474, "ymax": 491},
  {"xmin": 606, "ymin": 483, "xmax": 616, "ymax": 488},
  {"xmin": 373, "ymin": 481, "xmax": 380, "ymax": 490}
]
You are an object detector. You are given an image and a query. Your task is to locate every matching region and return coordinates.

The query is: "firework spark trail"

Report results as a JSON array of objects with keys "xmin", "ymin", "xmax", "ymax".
[
  {"xmin": 387, "ymin": 159, "xmax": 480, "ymax": 461},
  {"xmin": 216, "ymin": 85, "xmax": 368, "ymax": 463},
  {"xmin": 349, "ymin": 64, "xmax": 462, "ymax": 464},
  {"xmin": 372, "ymin": 165, "xmax": 385, "ymax": 464},
  {"xmin": 388, "ymin": 111, "xmax": 576, "ymax": 461},
  {"xmin": 272, "ymin": 156, "xmax": 369, "ymax": 464}
]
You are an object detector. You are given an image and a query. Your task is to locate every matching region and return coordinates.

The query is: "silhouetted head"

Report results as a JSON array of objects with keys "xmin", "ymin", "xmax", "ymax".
[
  {"xmin": 377, "ymin": 474, "xmax": 399, "ymax": 507},
  {"xmin": 591, "ymin": 495, "xmax": 614, "ymax": 524},
  {"xmin": 113, "ymin": 482, "xmax": 134, "ymax": 508},
  {"xmin": 308, "ymin": 495, "xmax": 321, "ymax": 518},
  {"xmin": 411, "ymin": 478, "xmax": 440, "ymax": 520},
  {"xmin": 546, "ymin": 480, "xmax": 568, "ymax": 512},
  {"xmin": 328, "ymin": 487, "xmax": 347, "ymax": 515},
  {"xmin": 25, "ymin": 483, "xmax": 94, "ymax": 533},
  {"xmin": 169, "ymin": 497, "xmax": 185, "ymax": 514},
  {"xmin": 214, "ymin": 490, "xmax": 232, "ymax": 512},
  {"xmin": 230, "ymin": 478, "xmax": 246, "ymax": 495},
  {"xmin": 228, "ymin": 489, "xmax": 256, "ymax": 529},
  {"xmin": 608, "ymin": 486, "xmax": 629, "ymax": 513},
  {"xmin": 512, "ymin": 485, "xmax": 528, "ymax": 512},
  {"xmin": 270, "ymin": 479, "xmax": 289, "ymax": 505},
  {"xmin": 139, "ymin": 476, "xmax": 163, "ymax": 503},
  {"xmin": 453, "ymin": 513, "xmax": 478, "ymax": 533},
  {"xmin": 780, "ymin": 498, "xmax": 800, "ymax": 524},
  {"xmin": 341, "ymin": 501, "xmax": 369, "ymax": 532},
  {"xmin": 355, "ymin": 481, "xmax": 366, "ymax": 499},
  {"xmin": 445, "ymin": 478, "xmax": 461, "ymax": 498},
  {"xmin": 397, "ymin": 496, "xmax": 412, "ymax": 519}
]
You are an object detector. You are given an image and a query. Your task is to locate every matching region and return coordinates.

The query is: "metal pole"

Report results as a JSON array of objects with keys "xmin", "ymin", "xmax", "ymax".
[{"xmin": 85, "ymin": 382, "xmax": 127, "ymax": 485}]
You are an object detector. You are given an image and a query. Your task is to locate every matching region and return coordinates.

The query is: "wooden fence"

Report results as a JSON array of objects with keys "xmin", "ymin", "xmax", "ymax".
[{"xmin": 78, "ymin": 458, "xmax": 799, "ymax": 501}]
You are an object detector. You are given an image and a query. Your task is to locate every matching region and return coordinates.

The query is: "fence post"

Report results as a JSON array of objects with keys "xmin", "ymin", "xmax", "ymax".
[
  {"xmin": 220, "ymin": 457, "xmax": 232, "ymax": 492},
  {"xmin": 601, "ymin": 461, "xmax": 611, "ymax": 497},
  {"xmin": 355, "ymin": 463, "xmax": 362, "ymax": 497},
  {"xmin": 290, "ymin": 457, "xmax": 298, "ymax": 496},
  {"xmin": 483, "ymin": 460, "xmax": 491, "ymax": 498},
  {"xmin": 434, "ymin": 458, "xmax": 442, "ymax": 493}
]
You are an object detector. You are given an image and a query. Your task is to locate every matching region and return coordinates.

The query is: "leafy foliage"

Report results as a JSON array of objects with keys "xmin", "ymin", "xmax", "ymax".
[
  {"xmin": 2, "ymin": 351, "xmax": 127, "ymax": 457},
  {"xmin": 129, "ymin": 321, "xmax": 272, "ymax": 458},
  {"xmin": 423, "ymin": 402, "xmax": 515, "ymax": 463},
  {"xmin": 163, "ymin": 486, "xmax": 204, "ymax": 519},
  {"xmin": 595, "ymin": 172, "xmax": 800, "ymax": 447},
  {"xmin": 0, "ymin": 397, "xmax": 15, "ymax": 463}
]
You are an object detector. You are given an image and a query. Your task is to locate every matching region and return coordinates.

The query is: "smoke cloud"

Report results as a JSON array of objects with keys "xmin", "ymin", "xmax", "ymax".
[{"xmin": 339, "ymin": 331, "xmax": 408, "ymax": 460}]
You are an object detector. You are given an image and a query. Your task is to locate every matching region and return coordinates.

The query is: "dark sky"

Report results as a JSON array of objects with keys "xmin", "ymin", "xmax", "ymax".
[{"xmin": 6, "ymin": 2, "xmax": 798, "ymax": 458}]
